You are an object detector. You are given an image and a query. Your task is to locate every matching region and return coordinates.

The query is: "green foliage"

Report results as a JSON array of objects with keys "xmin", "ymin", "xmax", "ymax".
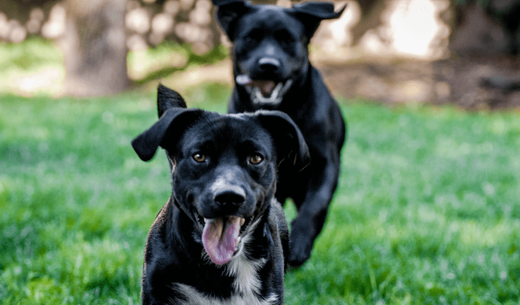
[
  {"xmin": 0, "ymin": 38, "xmax": 62, "ymax": 72},
  {"xmin": 0, "ymin": 39, "xmax": 64, "ymax": 95},
  {"xmin": 0, "ymin": 39, "xmax": 229, "ymax": 95},
  {"xmin": 1, "ymin": 92, "xmax": 519, "ymax": 304},
  {"xmin": 128, "ymin": 43, "xmax": 230, "ymax": 85}
]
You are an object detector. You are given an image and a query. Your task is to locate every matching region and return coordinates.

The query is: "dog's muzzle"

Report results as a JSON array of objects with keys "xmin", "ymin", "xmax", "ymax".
[{"xmin": 236, "ymin": 74, "xmax": 293, "ymax": 106}]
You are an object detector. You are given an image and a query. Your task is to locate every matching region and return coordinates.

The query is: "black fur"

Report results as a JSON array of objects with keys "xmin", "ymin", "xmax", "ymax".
[
  {"xmin": 132, "ymin": 85, "xmax": 310, "ymax": 304},
  {"xmin": 213, "ymin": 0, "xmax": 347, "ymax": 267}
]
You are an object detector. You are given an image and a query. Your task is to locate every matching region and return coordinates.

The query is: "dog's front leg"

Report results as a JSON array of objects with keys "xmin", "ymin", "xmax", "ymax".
[{"xmin": 289, "ymin": 147, "xmax": 340, "ymax": 267}]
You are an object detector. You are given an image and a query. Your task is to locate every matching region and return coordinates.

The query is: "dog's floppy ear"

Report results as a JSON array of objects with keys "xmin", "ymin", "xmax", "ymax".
[
  {"xmin": 290, "ymin": 2, "xmax": 347, "ymax": 40},
  {"xmin": 255, "ymin": 110, "xmax": 311, "ymax": 171},
  {"xmin": 213, "ymin": 0, "xmax": 253, "ymax": 40},
  {"xmin": 157, "ymin": 84, "xmax": 187, "ymax": 118},
  {"xmin": 132, "ymin": 108, "xmax": 204, "ymax": 161}
]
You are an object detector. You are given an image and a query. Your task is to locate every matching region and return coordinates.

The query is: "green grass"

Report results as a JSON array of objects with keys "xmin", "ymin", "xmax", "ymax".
[
  {"xmin": 287, "ymin": 104, "xmax": 520, "ymax": 304},
  {"xmin": 1, "ymin": 89, "xmax": 519, "ymax": 304}
]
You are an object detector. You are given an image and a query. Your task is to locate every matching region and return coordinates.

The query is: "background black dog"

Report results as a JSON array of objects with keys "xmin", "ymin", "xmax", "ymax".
[
  {"xmin": 213, "ymin": 0, "xmax": 347, "ymax": 267},
  {"xmin": 132, "ymin": 85, "xmax": 310, "ymax": 304}
]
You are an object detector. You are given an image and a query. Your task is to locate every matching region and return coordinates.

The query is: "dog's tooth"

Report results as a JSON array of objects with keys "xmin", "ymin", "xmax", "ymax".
[
  {"xmin": 236, "ymin": 236, "xmax": 241, "ymax": 247},
  {"xmin": 236, "ymin": 74, "xmax": 252, "ymax": 85},
  {"xmin": 240, "ymin": 217, "xmax": 245, "ymax": 226}
]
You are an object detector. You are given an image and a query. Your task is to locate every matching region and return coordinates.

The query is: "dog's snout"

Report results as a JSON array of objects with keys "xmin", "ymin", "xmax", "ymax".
[
  {"xmin": 258, "ymin": 57, "xmax": 280, "ymax": 71},
  {"xmin": 214, "ymin": 187, "xmax": 246, "ymax": 207}
]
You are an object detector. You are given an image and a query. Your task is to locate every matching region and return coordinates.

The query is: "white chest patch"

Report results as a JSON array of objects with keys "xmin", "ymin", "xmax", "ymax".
[
  {"xmin": 225, "ymin": 250, "xmax": 267, "ymax": 298},
  {"xmin": 173, "ymin": 282, "xmax": 278, "ymax": 305},
  {"xmin": 172, "ymin": 255, "xmax": 278, "ymax": 305}
]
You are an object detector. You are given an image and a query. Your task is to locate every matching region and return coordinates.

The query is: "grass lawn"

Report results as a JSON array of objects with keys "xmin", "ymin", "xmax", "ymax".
[{"xmin": 1, "ymin": 86, "xmax": 519, "ymax": 304}]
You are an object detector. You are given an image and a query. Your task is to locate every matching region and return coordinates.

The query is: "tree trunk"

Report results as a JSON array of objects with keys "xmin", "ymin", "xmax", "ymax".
[{"xmin": 61, "ymin": 0, "xmax": 130, "ymax": 96}]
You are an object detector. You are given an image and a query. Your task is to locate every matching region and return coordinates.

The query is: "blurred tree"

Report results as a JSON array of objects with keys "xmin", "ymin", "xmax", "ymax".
[
  {"xmin": 0, "ymin": 0, "xmax": 223, "ymax": 96},
  {"xmin": 481, "ymin": 0, "xmax": 520, "ymax": 55},
  {"xmin": 349, "ymin": 0, "xmax": 385, "ymax": 46},
  {"xmin": 60, "ymin": 0, "xmax": 130, "ymax": 96},
  {"xmin": 0, "ymin": 0, "xmax": 55, "ymax": 42}
]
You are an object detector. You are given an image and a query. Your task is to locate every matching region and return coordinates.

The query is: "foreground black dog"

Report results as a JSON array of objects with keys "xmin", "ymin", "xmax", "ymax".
[
  {"xmin": 132, "ymin": 85, "xmax": 310, "ymax": 304},
  {"xmin": 213, "ymin": 0, "xmax": 347, "ymax": 267}
]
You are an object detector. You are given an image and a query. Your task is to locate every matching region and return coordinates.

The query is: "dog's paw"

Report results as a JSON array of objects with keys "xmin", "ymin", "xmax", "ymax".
[
  {"xmin": 288, "ymin": 229, "xmax": 313, "ymax": 267},
  {"xmin": 288, "ymin": 248, "xmax": 311, "ymax": 268}
]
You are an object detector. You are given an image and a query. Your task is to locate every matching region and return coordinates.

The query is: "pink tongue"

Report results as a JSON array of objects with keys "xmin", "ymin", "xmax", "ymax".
[
  {"xmin": 251, "ymin": 80, "xmax": 276, "ymax": 97},
  {"xmin": 202, "ymin": 217, "xmax": 242, "ymax": 265}
]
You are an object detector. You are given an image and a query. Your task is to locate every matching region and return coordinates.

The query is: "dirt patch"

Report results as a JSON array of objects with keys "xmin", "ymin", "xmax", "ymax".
[{"xmin": 316, "ymin": 55, "xmax": 520, "ymax": 111}]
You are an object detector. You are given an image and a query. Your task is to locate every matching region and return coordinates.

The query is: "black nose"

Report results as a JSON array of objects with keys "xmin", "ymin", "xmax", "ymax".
[
  {"xmin": 214, "ymin": 188, "xmax": 246, "ymax": 207},
  {"xmin": 258, "ymin": 57, "xmax": 280, "ymax": 71}
]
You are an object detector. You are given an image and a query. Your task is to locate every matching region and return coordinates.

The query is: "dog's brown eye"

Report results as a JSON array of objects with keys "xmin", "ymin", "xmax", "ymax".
[
  {"xmin": 249, "ymin": 154, "xmax": 263, "ymax": 165},
  {"xmin": 192, "ymin": 153, "xmax": 206, "ymax": 163}
]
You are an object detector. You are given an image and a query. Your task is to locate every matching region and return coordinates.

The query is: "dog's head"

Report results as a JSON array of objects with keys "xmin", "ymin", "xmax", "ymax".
[
  {"xmin": 132, "ymin": 85, "xmax": 310, "ymax": 265},
  {"xmin": 213, "ymin": 0, "xmax": 346, "ymax": 105}
]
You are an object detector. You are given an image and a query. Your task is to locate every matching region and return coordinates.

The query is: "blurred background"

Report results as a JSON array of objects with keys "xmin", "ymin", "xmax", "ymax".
[{"xmin": 0, "ymin": 0, "xmax": 519, "ymax": 108}]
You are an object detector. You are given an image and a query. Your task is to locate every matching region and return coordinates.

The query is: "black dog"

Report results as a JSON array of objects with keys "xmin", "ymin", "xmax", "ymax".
[
  {"xmin": 213, "ymin": 0, "xmax": 347, "ymax": 267},
  {"xmin": 132, "ymin": 85, "xmax": 310, "ymax": 304}
]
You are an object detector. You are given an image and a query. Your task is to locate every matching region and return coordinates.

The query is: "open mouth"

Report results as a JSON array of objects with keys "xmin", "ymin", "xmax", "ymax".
[
  {"xmin": 197, "ymin": 214, "xmax": 253, "ymax": 265},
  {"xmin": 236, "ymin": 74, "xmax": 292, "ymax": 105}
]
